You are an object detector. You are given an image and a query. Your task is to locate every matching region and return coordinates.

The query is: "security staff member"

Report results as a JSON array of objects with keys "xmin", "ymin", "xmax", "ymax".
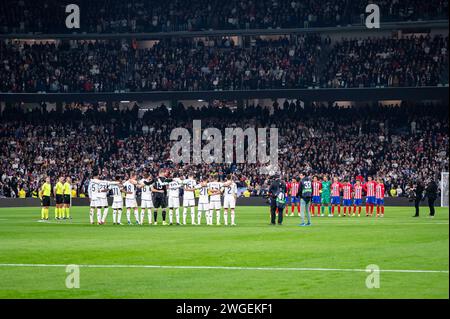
[
  {"xmin": 425, "ymin": 179, "xmax": 438, "ymax": 217},
  {"xmin": 412, "ymin": 180, "xmax": 424, "ymax": 217},
  {"xmin": 268, "ymin": 174, "xmax": 286, "ymax": 225}
]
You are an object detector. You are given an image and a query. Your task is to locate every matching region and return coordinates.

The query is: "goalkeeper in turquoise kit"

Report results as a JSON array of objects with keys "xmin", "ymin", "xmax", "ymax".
[{"xmin": 321, "ymin": 175, "xmax": 332, "ymax": 217}]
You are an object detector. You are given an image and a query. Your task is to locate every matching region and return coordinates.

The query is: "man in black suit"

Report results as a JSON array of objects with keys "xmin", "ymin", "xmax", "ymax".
[
  {"xmin": 268, "ymin": 174, "xmax": 287, "ymax": 225},
  {"xmin": 412, "ymin": 180, "xmax": 424, "ymax": 217},
  {"xmin": 425, "ymin": 179, "xmax": 438, "ymax": 217}
]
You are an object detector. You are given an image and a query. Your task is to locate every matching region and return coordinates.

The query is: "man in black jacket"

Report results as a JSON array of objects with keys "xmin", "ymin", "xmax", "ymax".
[
  {"xmin": 425, "ymin": 179, "xmax": 438, "ymax": 217},
  {"xmin": 268, "ymin": 174, "xmax": 286, "ymax": 225},
  {"xmin": 412, "ymin": 180, "xmax": 425, "ymax": 217}
]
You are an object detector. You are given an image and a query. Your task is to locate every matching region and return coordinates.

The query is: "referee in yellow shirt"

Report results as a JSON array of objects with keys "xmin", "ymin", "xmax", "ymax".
[
  {"xmin": 54, "ymin": 176, "xmax": 65, "ymax": 220},
  {"xmin": 39, "ymin": 177, "xmax": 51, "ymax": 220},
  {"xmin": 63, "ymin": 177, "xmax": 72, "ymax": 220}
]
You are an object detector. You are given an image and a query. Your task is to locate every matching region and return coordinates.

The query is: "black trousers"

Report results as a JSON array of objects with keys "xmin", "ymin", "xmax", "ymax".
[
  {"xmin": 428, "ymin": 197, "xmax": 436, "ymax": 216},
  {"xmin": 414, "ymin": 198, "xmax": 421, "ymax": 216},
  {"xmin": 270, "ymin": 201, "xmax": 283, "ymax": 224}
]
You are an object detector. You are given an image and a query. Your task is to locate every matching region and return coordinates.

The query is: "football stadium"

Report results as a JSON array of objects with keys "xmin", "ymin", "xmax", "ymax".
[{"xmin": 0, "ymin": 0, "xmax": 448, "ymax": 302}]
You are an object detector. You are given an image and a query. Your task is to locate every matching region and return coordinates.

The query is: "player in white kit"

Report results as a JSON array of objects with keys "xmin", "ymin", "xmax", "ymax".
[
  {"xmin": 110, "ymin": 176, "xmax": 124, "ymax": 225},
  {"xmin": 139, "ymin": 173, "xmax": 154, "ymax": 225},
  {"xmin": 88, "ymin": 172, "xmax": 101, "ymax": 224},
  {"xmin": 196, "ymin": 178, "xmax": 210, "ymax": 225},
  {"xmin": 98, "ymin": 175, "xmax": 113, "ymax": 224},
  {"xmin": 123, "ymin": 173, "xmax": 140, "ymax": 225},
  {"xmin": 182, "ymin": 173, "xmax": 197, "ymax": 225},
  {"xmin": 222, "ymin": 174, "xmax": 238, "ymax": 226},
  {"xmin": 167, "ymin": 174, "xmax": 182, "ymax": 225},
  {"xmin": 207, "ymin": 175, "xmax": 223, "ymax": 225}
]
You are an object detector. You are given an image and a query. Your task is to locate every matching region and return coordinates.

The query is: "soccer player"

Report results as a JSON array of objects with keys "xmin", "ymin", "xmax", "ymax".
[
  {"xmin": 284, "ymin": 179, "xmax": 292, "ymax": 216},
  {"xmin": 375, "ymin": 178, "xmax": 385, "ymax": 218},
  {"xmin": 341, "ymin": 180, "xmax": 352, "ymax": 217},
  {"xmin": 39, "ymin": 176, "xmax": 51, "ymax": 220},
  {"xmin": 98, "ymin": 175, "xmax": 112, "ymax": 224},
  {"xmin": 298, "ymin": 172, "xmax": 312, "ymax": 226},
  {"xmin": 139, "ymin": 173, "xmax": 154, "ymax": 225},
  {"xmin": 196, "ymin": 179, "xmax": 210, "ymax": 225},
  {"xmin": 208, "ymin": 175, "xmax": 223, "ymax": 225},
  {"xmin": 88, "ymin": 172, "xmax": 101, "ymax": 224},
  {"xmin": 363, "ymin": 176, "xmax": 377, "ymax": 216},
  {"xmin": 151, "ymin": 169, "xmax": 169, "ymax": 225},
  {"xmin": 123, "ymin": 173, "xmax": 139, "ymax": 225},
  {"xmin": 54, "ymin": 176, "xmax": 65, "ymax": 220},
  {"xmin": 167, "ymin": 174, "xmax": 182, "ymax": 225},
  {"xmin": 63, "ymin": 177, "xmax": 72, "ymax": 219},
  {"xmin": 222, "ymin": 174, "xmax": 238, "ymax": 226},
  {"xmin": 321, "ymin": 175, "xmax": 332, "ymax": 217},
  {"xmin": 311, "ymin": 175, "xmax": 322, "ymax": 217},
  {"xmin": 353, "ymin": 179, "xmax": 363, "ymax": 216},
  {"xmin": 288, "ymin": 178, "xmax": 300, "ymax": 216},
  {"xmin": 110, "ymin": 176, "xmax": 124, "ymax": 225},
  {"xmin": 330, "ymin": 177, "xmax": 342, "ymax": 216},
  {"xmin": 182, "ymin": 173, "xmax": 197, "ymax": 225}
]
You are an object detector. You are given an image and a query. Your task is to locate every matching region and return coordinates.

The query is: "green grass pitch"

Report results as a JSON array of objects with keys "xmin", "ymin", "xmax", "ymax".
[{"xmin": 0, "ymin": 206, "xmax": 448, "ymax": 299}]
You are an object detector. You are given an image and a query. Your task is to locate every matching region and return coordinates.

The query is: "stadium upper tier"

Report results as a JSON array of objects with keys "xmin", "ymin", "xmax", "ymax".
[
  {"xmin": 0, "ymin": 34, "xmax": 448, "ymax": 93},
  {"xmin": 0, "ymin": 0, "xmax": 448, "ymax": 34}
]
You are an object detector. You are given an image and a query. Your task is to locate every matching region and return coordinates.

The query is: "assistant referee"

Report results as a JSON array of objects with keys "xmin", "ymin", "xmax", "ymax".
[{"xmin": 39, "ymin": 176, "xmax": 51, "ymax": 220}]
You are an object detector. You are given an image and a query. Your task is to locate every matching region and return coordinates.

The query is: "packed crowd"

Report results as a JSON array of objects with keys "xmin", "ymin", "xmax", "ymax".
[
  {"xmin": 0, "ymin": 0, "xmax": 447, "ymax": 34},
  {"xmin": 0, "ymin": 101, "xmax": 448, "ymax": 198},
  {"xmin": 0, "ymin": 34, "xmax": 447, "ymax": 93},
  {"xmin": 323, "ymin": 35, "xmax": 449, "ymax": 88}
]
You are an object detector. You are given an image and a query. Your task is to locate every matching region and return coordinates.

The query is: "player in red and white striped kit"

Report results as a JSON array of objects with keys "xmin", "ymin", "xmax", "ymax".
[
  {"xmin": 363, "ymin": 176, "xmax": 377, "ymax": 217},
  {"xmin": 287, "ymin": 178, "xmax": 300, "ymax": 216},
  {"xmin": 311, "ymin": 176, "xmax": 322, "ymax": 217},
  {"xmin": 353, "ymin": 179, "xmax": 363, "ymax": 217},
  {"xmin": 330, "ymin": 177, "xmax": 342, "ymax": 216},
  {"xmin": 375, "ymin": 178, "xmax": 385, "ymax": 218},
  {"xmin": 341, "ymin": 180, "xmax": 352, "ymax": 217}
]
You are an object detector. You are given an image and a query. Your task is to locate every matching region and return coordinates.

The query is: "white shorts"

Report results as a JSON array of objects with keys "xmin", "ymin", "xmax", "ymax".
[
  {"xmin": 168, "ymin": 196, "xmax": 180, "ymax": 208},
  {"xmin": 125, "ymin": 198, "xmax": 138, "ymax": 208},
  {"xmin": 90, "ymin": 198, "xmax": 99, "ymax": 207},
  {"xmin": 223, "ymin": 197, "xmax": 236, "ymax": 209},
  {"xmin": 112, "ymin": 200, "xmax": 123, "ymax": 209},
  {"xmin": 141, "ymin": 199, "xmax": 154, "ymax": 209},
  {"xmin": 183, "ymin": 198, "xmax": 195, "ymax": 207},
  {"xmin": 198, "ymin": 202, "xmax": 209, "ymax": 211},
  {"xmin": 98, "ymin": 198, "xmax": 108, "ymax": 207},
  {"xmin": 209, "ymin": 201, "xmax": 221, "ymax": 210}
]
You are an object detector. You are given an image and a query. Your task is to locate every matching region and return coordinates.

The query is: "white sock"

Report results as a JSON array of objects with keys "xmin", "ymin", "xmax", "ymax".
[
  {"xmin": 175, "ymin": 208, "xmax": 180, "ymax": 224},
  {"xmin": 209, "ymin": 210, "xmax": 213, "ymax": 225},
  {"xmin": 148, "ymin": 210, "xmax": 152, "ymax": 224},
  {"xmin": 231, "ymin": 209, "xmax": 235, "ymax": 224},
  {"xmin": 89, "ymin": 208, "xmax": 94, "ymax": 223},
  {"xmin": 117, "ymin": 209, "xmax": 122, "ymax": 223},
  {"xmin": 134, "ymin": 209, "xmax": 139, "ymax": 223},
  {"xmin": 97, "ymin": 208, "xmax": 102, "ymax": 223},
  {"xmin": 224, "ymin": 210, "xmax": 228, "ymax": 225},
  {"xmin": 197, "ymin": 210, "xmax": 202, "ymax": 225},
  {"xmin": 140, "ymin": 209, "xmax": 145, "ymax": 224},
  {"xmin": 113, "ymin": 209, "xmax": 117, "ymax": 224},
  {"xmin": 216, "ymin": 210, "xmax": 221, "ymax": 224},
  {"xmin": 169, "ymin": 209, "xmax": 173, "ymax": 224},
  {"xmin": 126, "ymin": 209, "xmax": 131, "ymax": 223},
  {"xmin": 102, "ymin": 207, "xmax": 108, "ymax": 223},
  {"xmin": 190, "ymin": 207, "xmax": 195, "ymax": 224},
  {"xmin": 183, "ymin": 208, "xmax": 187, "ymax": 224}
]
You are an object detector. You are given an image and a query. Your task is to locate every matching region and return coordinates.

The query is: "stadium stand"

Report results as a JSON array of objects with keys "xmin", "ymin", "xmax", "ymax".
[{"xmin": 0, "ymin": 101, "xmax": 448, "ymax": 198}]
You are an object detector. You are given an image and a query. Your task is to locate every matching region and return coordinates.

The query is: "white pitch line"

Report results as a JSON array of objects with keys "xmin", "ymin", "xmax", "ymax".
[{"xmin": 0, "ymin": 263, "xmax": 447, "ymax": 274}]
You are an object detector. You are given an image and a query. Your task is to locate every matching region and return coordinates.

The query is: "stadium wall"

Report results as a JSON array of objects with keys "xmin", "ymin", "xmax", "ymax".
[{"xmin": 0, "ymin": 197, "xmax": 441, "ymax": 208}]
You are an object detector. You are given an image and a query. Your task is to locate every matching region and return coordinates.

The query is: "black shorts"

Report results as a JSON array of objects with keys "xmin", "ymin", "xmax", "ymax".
[
  {"xmin": 153, "ymin": 194, "xmax": 167, "ymax": 209},
  {"xmin": 56, "ymin": 194, "xmax": 64, "ymax": 204},
  {"xmin": 63, "ymin": 195, "xmax": 71, "ymax": 205},
  {"xmin": 42, "ymin": 196, "xmax": 51, "ymax": 207}
]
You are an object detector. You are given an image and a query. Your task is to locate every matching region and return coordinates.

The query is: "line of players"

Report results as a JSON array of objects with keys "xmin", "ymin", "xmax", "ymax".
[
  {"xmin": 88, "ymin": 169, "xmax": 238, "ymax": 226},
  {"xmin": 283, "ymin": 175, "xmax": 385, "ymax": 217}
]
